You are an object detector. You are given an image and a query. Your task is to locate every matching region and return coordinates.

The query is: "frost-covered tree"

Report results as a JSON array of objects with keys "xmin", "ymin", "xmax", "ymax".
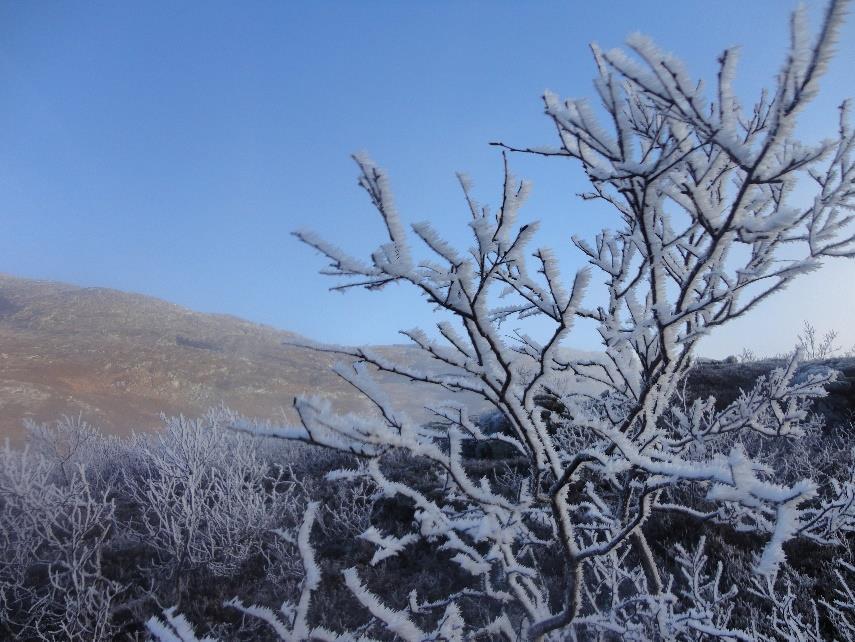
[{"xmin": 210, "ymin": 2, "xmax": 855, "ymax": 640}]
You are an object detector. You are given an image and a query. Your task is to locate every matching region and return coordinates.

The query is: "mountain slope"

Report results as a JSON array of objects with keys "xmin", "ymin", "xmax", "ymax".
[{"xmin": 0, "ymin": 274, "xmax": 484, "ymax": 443}]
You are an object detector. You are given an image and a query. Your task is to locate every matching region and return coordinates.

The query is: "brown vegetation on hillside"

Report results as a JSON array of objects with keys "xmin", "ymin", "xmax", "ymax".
[{"xmin": 0, "ymin": 274, "xmax": 484, "ymax": 443}]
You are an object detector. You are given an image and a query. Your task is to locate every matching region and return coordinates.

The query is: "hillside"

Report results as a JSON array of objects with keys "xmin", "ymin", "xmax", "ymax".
[
  {"xmin": 0, "ymin": 274, "xmax": 485, "ymax": 443},
  {"xmin": 2, "ymin": 273, "xmax": 852, "ymax": 447}
]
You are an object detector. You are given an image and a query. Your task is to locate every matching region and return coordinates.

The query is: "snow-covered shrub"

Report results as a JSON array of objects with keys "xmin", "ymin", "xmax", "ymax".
[
  {"xmin": 317, "ymin": 476, "xmax": 379, "ymax": 541},
  {"xmin": 797, "ymin": 320, "xmax": 842, "ymax": 361},
  {"xmin": 24, "ymin": 414, "xmax": 129, "ymax": 491},
  {"xmin": 220, "ymin": 1, "xmax": 855, "ymax": 639},
  {"xmin": 146, "ymin": 606, "xmax": 216, "ymax": 642},
  {"xmin": 23, "ymin": 415, "xmax": 103, "ymax": 483},
  {"xmin": 125, "ymin": 411, "xmax": 295, "ymax": 596},
  {"xmin": 821, "ymin": 558, "xmax": 855, "ymax": 638},
  {"xmin": 0, "ymin": 443, "xmax": 122, "ymax": 641}
]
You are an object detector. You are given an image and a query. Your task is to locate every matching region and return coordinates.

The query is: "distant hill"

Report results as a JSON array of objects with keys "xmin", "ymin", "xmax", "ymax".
[
  {"xmin": 5, "ymin": 274, "xmax": 848, "ymax": 448},
  {"xmin": 0, "ymin": 274, "xmax": 486, "ymax": 443}
]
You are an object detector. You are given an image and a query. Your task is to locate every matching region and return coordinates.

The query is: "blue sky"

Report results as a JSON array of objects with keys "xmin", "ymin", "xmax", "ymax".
[{"xmin": 1, "ymin": 1, "xmax": 853, "ymax": 357}]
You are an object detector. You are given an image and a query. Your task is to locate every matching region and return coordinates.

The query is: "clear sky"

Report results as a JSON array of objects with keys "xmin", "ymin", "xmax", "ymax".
[{"xmin": 1, "ymin": 1, "xmax": 853, "ymax": 357}]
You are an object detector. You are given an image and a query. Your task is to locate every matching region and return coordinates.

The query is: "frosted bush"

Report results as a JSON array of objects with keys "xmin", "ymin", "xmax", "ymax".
[
  {"xmin": 0, "ymin": 444, "xmax": 122, "ymax": 641},
  {"xmin": 126, "ymin": 412, "xmax": 294, "ymax": 591},
  {"xmin": 219, "ymin": 1, "xmax": 855, "ymax": 639}
]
